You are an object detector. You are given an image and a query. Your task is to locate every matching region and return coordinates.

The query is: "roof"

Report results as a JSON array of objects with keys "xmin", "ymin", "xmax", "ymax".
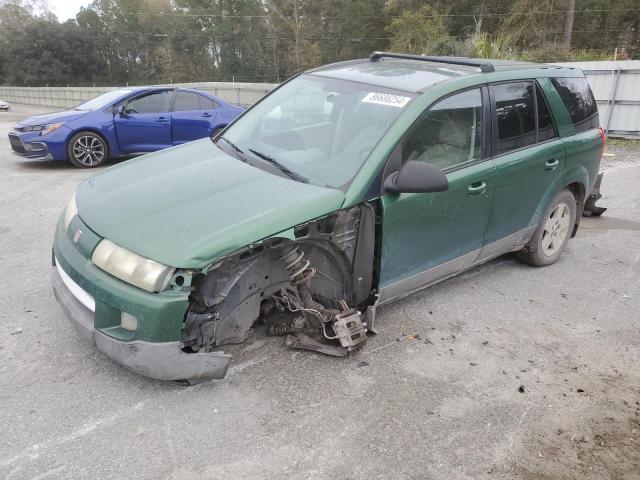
[{"xmin": 309, "ymin": 52, "xmax": 577, "ymax": 93}]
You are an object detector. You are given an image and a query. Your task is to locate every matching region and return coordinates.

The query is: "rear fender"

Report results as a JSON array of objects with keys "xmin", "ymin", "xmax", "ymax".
[{"xmin": 530, "ymin": 164, "xmax": 589, "ymax": 238}]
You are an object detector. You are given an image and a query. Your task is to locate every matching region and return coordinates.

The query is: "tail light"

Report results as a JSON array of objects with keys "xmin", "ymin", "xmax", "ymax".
[{"xmin": 598, "ymin": 127, "xmax": 606, "ymax": 159}]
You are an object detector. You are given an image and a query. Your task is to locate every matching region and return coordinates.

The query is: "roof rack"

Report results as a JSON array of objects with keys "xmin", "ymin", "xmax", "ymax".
[{"xmin": 369, "ymin": 51, "xmax": 495, "ymax": 73}]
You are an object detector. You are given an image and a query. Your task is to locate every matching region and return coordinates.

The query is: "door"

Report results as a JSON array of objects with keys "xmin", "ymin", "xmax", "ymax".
[
  {"xmin": 171, "ymin": 91, "xmax": 219, "ymax": 144},
  {"xmin": 114, "ymin": 90, "xmax": 172, "ymax": 153},
  {"xmin": 483, "ymin": 81, "xmax": 565, "ymax": 249},
  {"xmin": 379, "ymin": 87, "xmax": 496, "ymax": 300}
]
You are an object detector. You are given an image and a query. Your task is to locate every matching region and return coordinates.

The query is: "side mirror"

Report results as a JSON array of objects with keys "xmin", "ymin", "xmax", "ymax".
[
  {"xmin": 383, "ymin": 160, "xmax": 449, "ymax": 194},
  {"xmin": 115, "ymin": 104, "xmax": 126, "ymax": 117}
]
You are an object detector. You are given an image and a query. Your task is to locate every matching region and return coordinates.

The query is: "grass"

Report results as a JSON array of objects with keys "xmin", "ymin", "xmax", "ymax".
[{"xmin": 606, "ymin": 137, "xmax": 640, "ymax": 148}]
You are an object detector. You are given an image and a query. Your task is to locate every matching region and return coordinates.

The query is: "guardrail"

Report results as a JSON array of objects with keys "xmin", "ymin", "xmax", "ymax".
[{"xmin": 0, "ymin": 82, "xmax": 278, "ymax": 109}]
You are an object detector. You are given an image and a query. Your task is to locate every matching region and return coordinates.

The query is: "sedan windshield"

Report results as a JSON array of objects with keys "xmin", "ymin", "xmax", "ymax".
[
  {"xmin": 219, "ymin": 74, "xmax": 415, "ymax": 189},
  {"xmin": 75, "ymin": 89, "xmax": 134, "ymax": 111}
]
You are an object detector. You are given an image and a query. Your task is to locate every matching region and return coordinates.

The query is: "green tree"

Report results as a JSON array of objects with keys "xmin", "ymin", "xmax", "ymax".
[{"xmin": 386, "ymin": 5, "xmax": 450, "ymax": 55}]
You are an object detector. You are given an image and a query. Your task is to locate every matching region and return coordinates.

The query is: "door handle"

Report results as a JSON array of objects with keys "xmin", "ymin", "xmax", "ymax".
[
  {"xmin": 201, "ymin": 113, "xmax": 213, "ymax": 118},
  {"xmin": 545, "ymin": 158, "xmax": 560, "ymax": 171},
  {"xmin": 467, "ymin": 181, "xmax": 486, "ymax": 196},
  {"xmin": 155, "ymin": 117, "xmax": 169, "ymax": 123}
]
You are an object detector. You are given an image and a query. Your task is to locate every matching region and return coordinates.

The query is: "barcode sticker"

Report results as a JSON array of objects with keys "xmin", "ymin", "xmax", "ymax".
[{"xmin": 362, "ymin": 92, "xmax": 411, "ymax": 108}]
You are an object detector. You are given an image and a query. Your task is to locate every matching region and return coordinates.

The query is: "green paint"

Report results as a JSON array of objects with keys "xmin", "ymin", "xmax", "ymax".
[{"xmin": 54, "ymin": 57, "xmax": 602, "ymax": 344}]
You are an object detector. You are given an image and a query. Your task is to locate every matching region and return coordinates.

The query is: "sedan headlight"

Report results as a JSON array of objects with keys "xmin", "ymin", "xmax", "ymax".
[
  {"xmin": 19, "ymin": 122, "xmax": 64, "ymax": 135},
  {"xmin": 63, "ymin": 194, "xmax": 78, "ymax": 230},
  {"xmin": 41, "ymin": 122, "xmax": 64, "ymax": 135},
  {"xmin": 92, "ymin": 239, "xmax": 175, "ymax": 292}
]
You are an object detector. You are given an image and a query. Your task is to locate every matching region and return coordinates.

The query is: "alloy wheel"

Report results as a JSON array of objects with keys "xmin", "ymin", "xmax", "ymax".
[
  {"xmin": 541, "ymin": 202, "xmax": 571, "ymax": 257},
  {"xmin": 72, "ymin": 135, "xmax": 105, "ymax": 167}
]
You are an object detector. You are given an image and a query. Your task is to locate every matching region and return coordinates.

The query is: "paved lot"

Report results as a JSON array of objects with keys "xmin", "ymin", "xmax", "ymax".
[{"xmin": 1, "ymin": 104, "xmax": 639, "ymax": 480}]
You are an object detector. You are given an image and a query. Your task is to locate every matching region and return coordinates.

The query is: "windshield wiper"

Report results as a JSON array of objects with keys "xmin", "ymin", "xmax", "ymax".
[
  {"xmin": 218, "ymin": 136, "xmax": 244, "ymax": 154},
  {"xmin": 248, "ymin": 148, "xmax": 308, "ymax": 183},
  {"xmin": 217, "ymin": 136, "xmax": 250, "ymax": 163}
]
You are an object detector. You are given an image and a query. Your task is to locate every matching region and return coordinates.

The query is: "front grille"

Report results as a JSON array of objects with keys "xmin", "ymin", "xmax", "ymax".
[{"xmin": 8, "ymin": 133, "xmax": 25, "ymax": 154}]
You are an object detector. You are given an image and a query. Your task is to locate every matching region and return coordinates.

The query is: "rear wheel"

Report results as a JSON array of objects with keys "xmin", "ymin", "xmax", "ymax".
[
  {"xmin": 516, "ymin": 189, "xmax": 577, "ymax": 267},
  {"xmin": 67, "ymin": 131, "xmax": 108, "ymax": 168}
]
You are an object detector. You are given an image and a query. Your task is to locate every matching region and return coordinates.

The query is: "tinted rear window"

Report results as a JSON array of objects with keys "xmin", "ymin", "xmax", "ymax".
[
  {"xmin": 174, "ymin": 92, "xmax": 201, "ymax": 111},
  {"xmin": 551, "ymin": 77, "xmax": 599, "ymax": 133},
  {"xmin": 199, "ymin": 95, "xmax": 218, "ymax": 110},
  {"xmin": 536, "ymin": 84, "xmax": 556, "ymax": 142},
  {"xmin": 493, "ymin": 82, "xmax": 536, "ymax": 155}
]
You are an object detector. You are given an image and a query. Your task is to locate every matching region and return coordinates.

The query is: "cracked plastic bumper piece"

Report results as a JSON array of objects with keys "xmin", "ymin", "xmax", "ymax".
[{"xmin": 51, "ymin": 265, "xmax": 232, "ymax": 382}]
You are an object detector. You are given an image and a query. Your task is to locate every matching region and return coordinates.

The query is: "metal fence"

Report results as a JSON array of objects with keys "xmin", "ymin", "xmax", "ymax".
[
  {"xmin": 555, "ymin": 60, "xmax": 640, "ymax": 138},
  {"xmin": 0, "ymin": 82, "xmax": 278, "ymax": 109},
  {"xmin": 1, "ymin": 61, "xmax": 639, "ymax": 137}
]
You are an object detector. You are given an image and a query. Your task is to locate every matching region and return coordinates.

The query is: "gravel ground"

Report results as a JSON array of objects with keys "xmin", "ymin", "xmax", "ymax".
[{"xmin": 0, "ymin": 104, "xmax": 639, "ymax": 480}]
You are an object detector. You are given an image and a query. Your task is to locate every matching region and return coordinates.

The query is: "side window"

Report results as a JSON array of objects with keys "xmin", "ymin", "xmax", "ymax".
[
  {"xmin": 125, "ymin": 91, "xmax": 170, "ymax": 114},
  {"xmin": 493, "ymin": 82, "xmax": 536, "ymax": 155},
  {"xmin": 173, "ymin": 92, "xmax": 202, "ymax": 111},
  {"xmin": 536, "ymin": 85, "xmax": 557, "ymax": 141},
  {"xmin": 198, "ymin": 95, "xmax": 218, "ymax": 110},
  {"xmin": 551, "ymin": 77, "xmax": 599, "ymax": 133},
  {"xmin": 402, "ymin": 88, "xmax": 483, "ymax": 171}
]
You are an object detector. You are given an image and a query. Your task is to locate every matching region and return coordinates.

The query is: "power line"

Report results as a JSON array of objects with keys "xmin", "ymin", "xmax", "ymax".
[
  {"xmin": 23, "ymin": 21, "xmax": 636, "ymax": 40},
  {"xmin": 100, "ymin": 8, "xmax": 640, "ymax": 19}
]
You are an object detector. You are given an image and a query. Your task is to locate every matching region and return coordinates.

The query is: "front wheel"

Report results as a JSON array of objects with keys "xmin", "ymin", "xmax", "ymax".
[
  {"xmin": 516, "ymin": 189, "xmax": 577, "ymax": 267},
  {"xmin": 67, "ymin": 132, "xmax": 108, "ymax": 168}
]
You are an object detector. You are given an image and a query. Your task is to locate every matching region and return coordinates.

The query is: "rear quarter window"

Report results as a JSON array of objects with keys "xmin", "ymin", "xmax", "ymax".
[{"xmin": 551, "ymin": 77, "xmax": 599, "ymax": 133}]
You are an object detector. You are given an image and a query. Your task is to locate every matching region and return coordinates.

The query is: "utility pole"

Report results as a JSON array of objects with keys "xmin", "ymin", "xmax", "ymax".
[{"xmin": 562, "ymin": 0, "xmax": 575, "ymax": 50}]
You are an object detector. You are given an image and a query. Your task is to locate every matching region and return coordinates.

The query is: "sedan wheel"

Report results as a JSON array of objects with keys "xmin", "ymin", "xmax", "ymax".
[{"xmin": 68, "ymin": 132, "xmax": 108, "ymax": 168}]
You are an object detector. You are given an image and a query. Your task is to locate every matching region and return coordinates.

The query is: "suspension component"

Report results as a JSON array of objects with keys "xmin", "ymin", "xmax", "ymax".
[
  {"xmin": 266, "ymin": 316, "xmax": 306, "ymax": 336},
  {"xmin": 332, "ymin": 309, "xmax": 367, "ymax": 351},
  {"xmin": 280, "ymin": 245, "xmax": 316, "ymax": 286},
  {"xmin": 278, "ymin": 243, "xmax": 368, "ymax": 353},
  {"xmin": 279, "ymin": 245, "xmax": 322, "ymax": 327}
]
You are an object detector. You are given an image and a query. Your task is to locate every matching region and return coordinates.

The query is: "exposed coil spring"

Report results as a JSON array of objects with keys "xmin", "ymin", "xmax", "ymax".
[{"xmin": 280, "ymin": 246, "xmax": 316, "ymax": 286}]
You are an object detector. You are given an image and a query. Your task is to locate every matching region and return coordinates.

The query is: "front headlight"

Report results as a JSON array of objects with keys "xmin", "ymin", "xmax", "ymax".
[
  {"xmin": 92, "ymin": 239, "xmax": 175, "ymax": 293},
  {"xmin": 41, "ymin": 122, "xmax": 64, "ymax": 136},
  {"xmin": 63, "ymin": 194, "xmax": 78, "ymax": 230},
  {"xmin": 20, "ymin": 122, "xmax": 64, "ymax": 135}
]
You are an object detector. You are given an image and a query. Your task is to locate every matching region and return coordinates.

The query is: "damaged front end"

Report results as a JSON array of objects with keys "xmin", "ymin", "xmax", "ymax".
[{"xmin": 180, "ymin": 203, "xmax": 378, "ymax": 380}]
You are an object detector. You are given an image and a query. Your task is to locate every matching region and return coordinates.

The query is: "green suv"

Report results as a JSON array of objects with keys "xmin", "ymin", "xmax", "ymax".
[{"xmin": 51, "ymin": 52, "xmax": 606, "ymax": 383}]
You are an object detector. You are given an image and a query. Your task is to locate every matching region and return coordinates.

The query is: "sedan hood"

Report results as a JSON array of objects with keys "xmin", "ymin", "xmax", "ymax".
[
  {"xmin": 17, "ymin": 109, "xmax": 89, "ymax": 127},
  {"xmin": 77, "ymin": 139, "xmax": 345, "ymax": 269}
]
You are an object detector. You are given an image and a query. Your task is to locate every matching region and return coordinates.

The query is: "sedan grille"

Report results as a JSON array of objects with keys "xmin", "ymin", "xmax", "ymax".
[{"xmin": 8, "ymin": 133, "xmax": 25, "ymax": 154}]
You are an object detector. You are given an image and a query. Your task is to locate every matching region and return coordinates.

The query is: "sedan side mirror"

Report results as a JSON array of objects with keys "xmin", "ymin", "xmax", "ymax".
[
  {"xmin": 383, "ymin": 160, "xmax": 449, "ymax": 194},
  {"xmin": 115, "ymin": 104, "xmax": 126, "ymax": 117}
]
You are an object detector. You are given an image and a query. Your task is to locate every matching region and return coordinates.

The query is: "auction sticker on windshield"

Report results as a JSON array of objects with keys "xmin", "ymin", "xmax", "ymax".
[{"xmin": 362, "ymin": 92, "xmax": 411, "ymax": 108}]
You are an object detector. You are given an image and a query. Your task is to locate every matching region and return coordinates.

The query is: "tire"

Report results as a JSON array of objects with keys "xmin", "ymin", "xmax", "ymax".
[
  {"xmin": 516, "ymin": 189, "xmax": 577, "ymax": 267},
  {"xmin": 67, "ymin": 131, "xmax": 109, "ymax": 168}
]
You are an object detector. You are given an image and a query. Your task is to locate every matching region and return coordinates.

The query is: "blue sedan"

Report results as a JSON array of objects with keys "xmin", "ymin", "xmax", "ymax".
[{"xmin": 8, "ymin": 87, "xmax": 244, "ymax": 168}]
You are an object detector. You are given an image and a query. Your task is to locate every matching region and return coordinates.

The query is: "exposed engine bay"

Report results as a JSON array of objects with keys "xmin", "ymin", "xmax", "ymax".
[{"xmin": 181, "ymin": 203, "xmax": 377, "ymax": 365}]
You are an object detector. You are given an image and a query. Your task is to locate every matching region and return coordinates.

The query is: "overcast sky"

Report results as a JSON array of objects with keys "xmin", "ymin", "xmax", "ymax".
[{"xmin": 50, "ymin": 0, "xmax": 92, "ymax": 21}]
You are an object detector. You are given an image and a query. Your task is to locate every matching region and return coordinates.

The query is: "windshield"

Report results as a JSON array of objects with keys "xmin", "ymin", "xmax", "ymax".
[
  {"xmin": 75, "ymin": 89, "xmax": 134, "ymax": 111},
  {"xmin": 220, "ymin": 74, "xmax": 415, "ymax": 189}
]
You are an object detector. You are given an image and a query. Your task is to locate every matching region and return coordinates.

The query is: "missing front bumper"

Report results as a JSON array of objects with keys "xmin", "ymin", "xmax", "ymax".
[{"xmin": 51, "ymin": 265, "xmax": 232, "ymax": 382}]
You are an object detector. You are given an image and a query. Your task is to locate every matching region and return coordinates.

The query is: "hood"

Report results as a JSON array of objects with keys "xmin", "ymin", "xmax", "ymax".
[
  {"xmin": 17, "ymin": 109, "xmax": 89, "ymax": 127},
  {"xmin": 77, "ymin": 139, "xmax": 345, "ymax": 269}
]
